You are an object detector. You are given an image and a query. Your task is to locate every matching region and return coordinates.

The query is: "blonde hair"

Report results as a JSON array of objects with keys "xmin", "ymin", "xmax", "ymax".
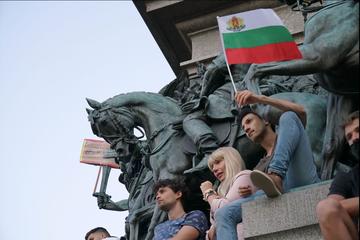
[{"xmin": 208, "ymin": 147, "xmax": 246, "ymax": 196}]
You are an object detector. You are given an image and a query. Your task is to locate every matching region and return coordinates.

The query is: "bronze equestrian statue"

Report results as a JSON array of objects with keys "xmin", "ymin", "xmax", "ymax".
[{"xmin": 86, "ymin": 89, "xmax": 326, "ymax": 240}]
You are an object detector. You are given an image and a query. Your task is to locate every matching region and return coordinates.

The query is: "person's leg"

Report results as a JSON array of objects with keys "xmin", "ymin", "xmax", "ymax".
[
  {"xmin": 215, "ymin": 192, "xmax": 261, "ymax": 240},
  {"xmin": 214, "ymin": 199, "xmax": 242, "ymax": 240},
  {"xmin": 316, "ymin": 198, "xmax": 359, "ymax": 240},
  {"xmin": 183, "ymin": 112, "xmax": 219, "ymax": 173},
  {"xmin": 268, "ymin": 111, "xmax": 319, "ymax": 191}
]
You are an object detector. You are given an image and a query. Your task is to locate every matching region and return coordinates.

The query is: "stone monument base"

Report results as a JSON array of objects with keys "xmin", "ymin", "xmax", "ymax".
[{"xmin": 242, "ymin": 181, "xmax": 332, "ymax": 240}]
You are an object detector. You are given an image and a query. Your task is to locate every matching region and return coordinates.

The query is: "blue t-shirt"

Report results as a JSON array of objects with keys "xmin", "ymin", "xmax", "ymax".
[{"xmin": 153, "ymin": 210, "xmax": 208, "ymax": 240}]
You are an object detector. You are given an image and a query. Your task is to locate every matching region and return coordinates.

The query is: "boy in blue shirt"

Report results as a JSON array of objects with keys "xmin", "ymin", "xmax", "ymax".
[{"xmin": 153, "ymin": 179, "xmax": 208, "ymax": 240}]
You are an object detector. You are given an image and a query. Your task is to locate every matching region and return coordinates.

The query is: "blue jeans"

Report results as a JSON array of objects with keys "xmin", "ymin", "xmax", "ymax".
[
  {"xmin": 215, "ymin": 112, "xmax": 320, "ymax": 240},
  {"xmin": 215, "ymin": 191, "xmax": 264, "ymax": 240},
  {"xmin": 269, "ymin": 111, "xmax": 320, "ymax": 191}
]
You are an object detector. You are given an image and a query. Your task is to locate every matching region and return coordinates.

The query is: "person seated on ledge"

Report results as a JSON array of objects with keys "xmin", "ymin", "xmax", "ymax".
[
  {"xmin": 85, "ymin": 227, "xmax": 120, "ymax": 240},
  {"xmin": 213, "ymin": 90, "xmax": 320, "ymax": 240},
  {"xmin": 200, "ymin": 147, "xmax": 257, "ymax": 240},
  {"xmin": 235, "ymin": 90, "xmax": 320, "ymax": 197},
  {"xmin": 153, "ymin": 179, "xmax": 209, "ymax": 240},
  {"xmin": 316, "ymin": 111, "xmax": 359, "ymax": 240}
]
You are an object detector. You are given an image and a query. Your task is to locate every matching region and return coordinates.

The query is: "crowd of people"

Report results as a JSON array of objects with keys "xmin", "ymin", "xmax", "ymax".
[
  {"xmin": 150, "ymin": 90, "xmax": 359, "ymax": 240},
  {"xmin": 86, "ymin": 90, "xmax": 358, "ymax": 240}
]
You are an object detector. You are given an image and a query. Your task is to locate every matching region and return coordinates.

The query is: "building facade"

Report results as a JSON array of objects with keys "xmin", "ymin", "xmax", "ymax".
[{"xmin": 133, "ymin": 0, "xmax": 308, "ymax": 79}]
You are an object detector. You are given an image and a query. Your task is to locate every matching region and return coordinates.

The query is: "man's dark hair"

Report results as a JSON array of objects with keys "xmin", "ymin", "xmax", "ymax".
[
  {"xmin": 85, "ymin": 227, "xmax": 110, "ymax": 240},
  {"xmin": 238, "ymin": 105, "xmax": 277, "ymax": 132},
  {"xmin": 154, "ymin": 179, "xmax": 189, "ymax": 203},
  {"xmin": 238, "ymin": 105, "xmax": 262, "ymax": 125},
  {"xmin": 342, "ymin": 110, "xmax": 359, "ymax": 129}
]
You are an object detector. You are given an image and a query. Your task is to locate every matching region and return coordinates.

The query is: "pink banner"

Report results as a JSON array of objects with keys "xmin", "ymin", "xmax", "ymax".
[{"xmin": 80, "ymin": 139, "xmax": 119, "ymax": 168}]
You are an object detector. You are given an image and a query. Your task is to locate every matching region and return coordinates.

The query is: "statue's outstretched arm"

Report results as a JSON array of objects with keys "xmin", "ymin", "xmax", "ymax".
[
  {"xmin": 92, "ymin": 166, "xmax": 128, "ymax": 212},
  {"xmin": 94, "ymin": 192, "xmax": 128, "ymax": 211}
]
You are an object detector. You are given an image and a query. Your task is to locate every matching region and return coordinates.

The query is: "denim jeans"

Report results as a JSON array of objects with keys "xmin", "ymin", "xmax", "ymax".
[
  {"xmin": 269, "ymin": 111, "xmax": 320, "ymax": 191},
  {"xmin": 215, "ymin": 112, "xmax": 320, "ymax": 240},
  {"xmin": 214, "ymin": 191, "xmax": 264, "ymax": 240}
]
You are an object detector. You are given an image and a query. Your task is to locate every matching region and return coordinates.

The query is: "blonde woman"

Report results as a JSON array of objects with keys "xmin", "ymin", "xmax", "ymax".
[{"xmin": 200, "ymin": 147, "xmax": 257, "ymax": 240}]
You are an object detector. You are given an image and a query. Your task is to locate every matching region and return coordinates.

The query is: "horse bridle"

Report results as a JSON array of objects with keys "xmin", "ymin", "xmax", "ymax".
[
  {"xmin": 89, "ymin": 106, "xmax": 142, "ymax": 146},
  {"xmin": 90, "ymin": 106, "xmax": 175, "ymax": 157}
]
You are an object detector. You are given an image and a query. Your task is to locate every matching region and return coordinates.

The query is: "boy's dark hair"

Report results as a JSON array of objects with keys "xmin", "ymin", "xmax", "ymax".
[
  {"xmin": 154, "ymin": 179, "xmax": 189, "ymax": 203},
  {"xmin": 342, "ymin": 110, "xmax": 359, "ymax": 129},
  {"xmin": 85, "ymin": 227, "xmax": 110, "ymax": 240}
]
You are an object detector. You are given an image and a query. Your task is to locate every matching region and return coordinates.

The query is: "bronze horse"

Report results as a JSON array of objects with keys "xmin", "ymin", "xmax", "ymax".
[{"xmin": 87, "ymin": 90, "xmax": 327, "ymax": 240}]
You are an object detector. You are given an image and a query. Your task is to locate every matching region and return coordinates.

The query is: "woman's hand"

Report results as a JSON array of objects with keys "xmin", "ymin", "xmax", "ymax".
[
  {"xmin": 207, "ymin": 225, "xmax": 216, "ymax": 240},
  {"xmin": 238, "ymin": 185, "xmax": 252, "ymax": 198},
  {"xmin": 200, "ymin": 181, "xmax": 213, "ymax": 195}
]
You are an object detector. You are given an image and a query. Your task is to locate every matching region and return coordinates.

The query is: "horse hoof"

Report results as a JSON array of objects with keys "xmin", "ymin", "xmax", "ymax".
[
  {"xmin": 184, "ymin": 154, "xmax": 211, "ymax": 174},
  {"xmin": 184, "ymin": 165, "xmax": 208, "ymax": 174}
]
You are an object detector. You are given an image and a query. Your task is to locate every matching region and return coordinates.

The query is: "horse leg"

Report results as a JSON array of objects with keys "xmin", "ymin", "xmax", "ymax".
[
  {"xmin": 127, "ymin": 193, "xmax": 149, "ymax": 240},
  {"xmin": 145, "ymin": 205, "xmax": 167, "ymax": 240},
  {"xmin": 128, "ymin": 204, "xmax": 157, "ymax": 240},
  {"xmin": 245, "ymin": 59, "xmax": 322, "ymax": 90},
  {"xmin": 128, "ymin": 196, "xmax": 148, "ymax": 240},
  {"xmin": 320, "ymin": 93, "xmax": 356, "ymax": 180},
  {"xmin": 183, "ymin": 111, "xmax": 219, "ymax": 173},
  {"xmin": 244, "ymin": 44, "xmax": 322, "ymax": 94}
]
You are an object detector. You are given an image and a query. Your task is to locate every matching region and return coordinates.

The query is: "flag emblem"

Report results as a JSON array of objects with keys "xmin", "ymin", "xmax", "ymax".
[{"xmin": 226, "ymin": 16, "xmax": 245, "ymax": 32}]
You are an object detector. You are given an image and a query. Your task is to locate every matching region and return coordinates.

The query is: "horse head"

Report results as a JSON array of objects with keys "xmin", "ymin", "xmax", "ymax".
[
  {"xmin": 86, "ymin": 98, "xmax": 143, "ymax": 163},
  {"xmin": 86, "ymin": 92, "xmax": 184, "ymax": 165}
]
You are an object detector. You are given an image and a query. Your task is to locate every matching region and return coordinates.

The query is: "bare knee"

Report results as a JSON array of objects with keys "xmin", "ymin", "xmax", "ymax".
[{"xmin": 316, "ymin": 198, "xmax": 342, "ymax": 223}]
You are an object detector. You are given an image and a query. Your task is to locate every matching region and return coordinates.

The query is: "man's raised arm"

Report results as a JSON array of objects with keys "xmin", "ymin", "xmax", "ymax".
[{"xmin": 235, "ymin": 90, "xmax": 307, "ymax": 127}]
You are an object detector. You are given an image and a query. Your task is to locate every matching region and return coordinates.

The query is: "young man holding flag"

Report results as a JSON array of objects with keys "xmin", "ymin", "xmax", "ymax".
[
  {"xmin": 184, "ymin": 8, "xmax": 304, "ymax": 174},
  {"xmin": 213, "ymin": 90, "xmax": 320, "ymax": 240},
  {"xmin": 212, "ymin": 9, "xmax": 319, "ymax": 239}
]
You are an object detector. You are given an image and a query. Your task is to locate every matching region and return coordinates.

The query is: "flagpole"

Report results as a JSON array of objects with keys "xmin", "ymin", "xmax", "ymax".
[
  {"xmin": 225, "ymin": 59, "xmax": 237, "ymax": 93},
  {"xmin": 93, "ymin": 166, "xmax": 102, "ymax": 194},
  {"xmin": 217, "ymin": 16, "xmax": 237, "ymax": 94}
]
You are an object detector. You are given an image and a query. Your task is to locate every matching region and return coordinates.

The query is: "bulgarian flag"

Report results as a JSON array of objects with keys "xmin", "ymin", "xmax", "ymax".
[{"xmin": 217, "ymin": 9, "xmax": 302, "ymax": 64}]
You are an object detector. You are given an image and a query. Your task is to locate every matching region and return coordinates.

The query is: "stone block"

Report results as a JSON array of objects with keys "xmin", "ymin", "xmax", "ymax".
[
  {"xmin": 242, "ymin": 181, "xmax": 332, "ymax": 239},
  {"xmin": 246, "ymin": 225, "xmax": 322, "ymax": 240}
]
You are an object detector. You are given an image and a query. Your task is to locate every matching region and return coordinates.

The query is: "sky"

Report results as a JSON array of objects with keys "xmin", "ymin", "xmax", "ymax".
[{"xmin": 0, "ymin": 1, "xmax": 175, "ymax": 239}]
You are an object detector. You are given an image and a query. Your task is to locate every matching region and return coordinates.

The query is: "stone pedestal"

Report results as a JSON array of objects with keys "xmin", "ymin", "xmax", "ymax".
[{"xmin": 242, "ymin": 181, "xmax": 332, "ymax": 240}]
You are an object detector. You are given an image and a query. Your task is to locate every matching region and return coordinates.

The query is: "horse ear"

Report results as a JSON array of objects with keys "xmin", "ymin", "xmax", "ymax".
[
  {"xmin": 86, "ymin": 108, "xmax": 92, "ymax": 114},
  {"xmin": 86, "ymin": 98, "xmax": 101, "ymax": 110}
]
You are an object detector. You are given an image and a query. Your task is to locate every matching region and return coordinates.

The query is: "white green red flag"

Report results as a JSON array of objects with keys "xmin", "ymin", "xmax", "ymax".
[{"xmin": 217, "ymin": 9, "xmax": 302, "ymax": 64}]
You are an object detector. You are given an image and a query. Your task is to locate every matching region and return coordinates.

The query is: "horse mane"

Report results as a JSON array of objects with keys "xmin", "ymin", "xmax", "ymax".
[{"xmin": 102, "ymin": 91, "xmax": 184, "ymax": 117}]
